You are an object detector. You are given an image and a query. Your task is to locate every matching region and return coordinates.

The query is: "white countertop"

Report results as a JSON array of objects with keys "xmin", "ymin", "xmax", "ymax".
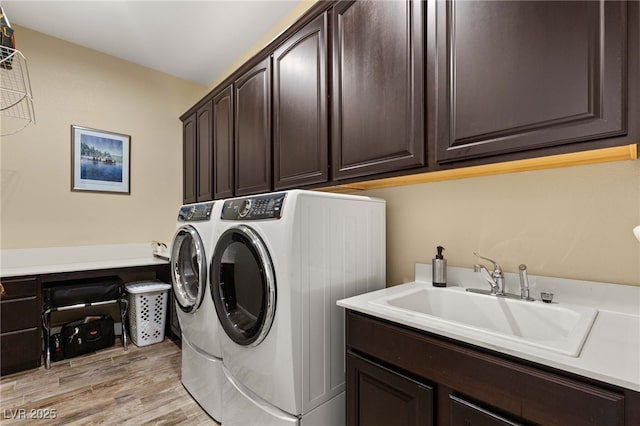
[
  {"xmin": 0, "ymin": 243, "xmax": 169, "ymax": 278},
  {"xmin": 338, "ymin": 264, "xmax": 640, "ymax": 392}
]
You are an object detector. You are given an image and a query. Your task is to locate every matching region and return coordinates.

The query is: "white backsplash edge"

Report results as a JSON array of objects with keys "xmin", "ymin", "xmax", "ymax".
[{"xmin": 415, "ymin": 263, "xmax": 640, "ymax": 316}]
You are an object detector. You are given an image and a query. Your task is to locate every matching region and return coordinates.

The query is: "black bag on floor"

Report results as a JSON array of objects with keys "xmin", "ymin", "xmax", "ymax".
[{"xmin": 61, "ymin": 315, "xmax": 115, "ymax": 358}]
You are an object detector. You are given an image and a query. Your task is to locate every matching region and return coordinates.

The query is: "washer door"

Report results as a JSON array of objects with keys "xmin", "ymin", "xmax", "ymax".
[
  {"xmin": 171, "ymin": 225, "xmax": 207, "ymax": 313},
  {"xmin": 210, "ymin": 225, "xmax": 276, "ymax": 346}
]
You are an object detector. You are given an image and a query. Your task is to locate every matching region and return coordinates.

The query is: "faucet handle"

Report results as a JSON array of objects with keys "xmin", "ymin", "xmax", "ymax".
[{"xmin": 473, "ymin": 252, "xmax": 502, "ymax": 273}]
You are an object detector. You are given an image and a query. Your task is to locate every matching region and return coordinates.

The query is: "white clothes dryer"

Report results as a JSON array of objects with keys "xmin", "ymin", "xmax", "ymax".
[
  {"xmin": 170, "ymin": 201, "xmax": 224, "ymax": 423},
  {"xmin": 210, "ymin": 190, "xmax": 386, "ymax": 425}
]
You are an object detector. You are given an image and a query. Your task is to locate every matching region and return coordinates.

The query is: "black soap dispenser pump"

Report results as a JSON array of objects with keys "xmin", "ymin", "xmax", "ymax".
[{"xmin": 432, "ymin": 246, "xmax": 447, "ymax": 287}]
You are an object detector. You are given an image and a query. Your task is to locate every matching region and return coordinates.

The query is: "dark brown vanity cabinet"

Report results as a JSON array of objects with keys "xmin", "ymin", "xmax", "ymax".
[
  {"xmin": 331, "ymin": 0, "xmax": 425, "ymax": 180},
  {"xmin": 346, "ymin": 311, "xmax": 638, "ymax": 426},
  {"xmin": 181, "ymin": 100, "xmax": 214, "ymax": 204},
  {"xmin": 213, "ymin": 85, "xmax": 234, "ymax": 199},
  {"xmin": 1, "ymin": 277, "xmax": 42, "ymax": 376},
  {"xmin": 234, "ymin": 57, "xmax": 272, "ymax": 196},
  {"xmin": 273, "ymin": 13, "xmax": 329, "ymax": 190},
  {"xmin": 434, "ymin": 0, "xmax": 633, "ymax": 164}
]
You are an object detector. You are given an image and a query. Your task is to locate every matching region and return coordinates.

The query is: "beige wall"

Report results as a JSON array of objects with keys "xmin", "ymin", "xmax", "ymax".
[
  {"xmin": 360, "ymin": 159, "xmax": 640, "ymax": 287},
  {"xmin": 1, "ymin": 26, "xmax": 206, "ymax": 249}
]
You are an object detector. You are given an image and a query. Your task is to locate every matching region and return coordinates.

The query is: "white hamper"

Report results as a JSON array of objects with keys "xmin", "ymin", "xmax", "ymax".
[{"xmin": 125, "ymin": 281, "xmax": 172, "ymax": 347}]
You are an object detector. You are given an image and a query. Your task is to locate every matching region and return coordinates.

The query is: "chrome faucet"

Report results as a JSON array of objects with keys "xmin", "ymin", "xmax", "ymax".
[
  {"xmin": 467, "ymin": 253, "xmax": 534, "ymax": 301},
  {"xmin": 472, "ymin": 252, "xmax": 505, "ymax": 295}
]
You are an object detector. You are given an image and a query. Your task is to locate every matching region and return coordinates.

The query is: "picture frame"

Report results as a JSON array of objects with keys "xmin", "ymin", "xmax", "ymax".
[{"xmin": 71, "ymin": 125, "xmax": 131, "ymax": 194}]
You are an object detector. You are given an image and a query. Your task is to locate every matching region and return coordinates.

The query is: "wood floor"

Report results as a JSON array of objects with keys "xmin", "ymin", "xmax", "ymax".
[{"xmin": 0, "ymin": 339, "xmax": 218, "ymax": 425}]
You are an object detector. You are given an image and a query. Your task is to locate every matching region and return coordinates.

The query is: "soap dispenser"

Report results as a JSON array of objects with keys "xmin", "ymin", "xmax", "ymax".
[{"xmin": 432, "ymin": 246, "xmax": 447, "ymax": 287}]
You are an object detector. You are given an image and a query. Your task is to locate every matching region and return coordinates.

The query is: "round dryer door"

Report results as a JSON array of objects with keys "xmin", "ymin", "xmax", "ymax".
[
  {"xmin": 210, "ymin": 225, "xmax": 276, "ymax": 346},
  {"xmin": 171, "ymin": 225, "xmax": 207, "ymax": 313}
]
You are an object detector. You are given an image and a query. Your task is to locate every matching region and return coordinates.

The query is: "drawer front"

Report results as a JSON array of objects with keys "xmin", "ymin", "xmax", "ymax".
[
  {"xmin": 0, "ymin": 277, "xmax": 39, "ymax": 301},
  {"xmin": 1, "ymin": 296, "xmax": 40, "ymax": 332},
  {"xmin": 450, "ymin": 395, "xmax": 524, "ymax": 426},
  {"xmin": 0, "ymin": 328, "xmax": 41, "ymax": 376},
  {"xmin": 346, "ymin": 311, "xmax": 624, "ymax": 426}
]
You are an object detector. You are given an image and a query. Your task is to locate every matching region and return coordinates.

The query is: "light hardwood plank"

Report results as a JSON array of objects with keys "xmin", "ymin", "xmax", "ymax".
[{"xmin": 0, "ymin": 339, "xmax": 217, "ymax": 426}]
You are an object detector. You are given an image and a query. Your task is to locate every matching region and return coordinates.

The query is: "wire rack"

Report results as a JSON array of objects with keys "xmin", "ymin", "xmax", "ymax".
[{"xmin": 1, "ymin": 46, "xmax": 35, "ymax": 136}]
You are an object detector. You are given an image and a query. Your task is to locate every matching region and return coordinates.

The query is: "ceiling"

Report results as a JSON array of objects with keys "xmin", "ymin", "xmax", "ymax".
[{"xmin": 2, "ymin": 1, "xmax": 303, "ymax": 86}]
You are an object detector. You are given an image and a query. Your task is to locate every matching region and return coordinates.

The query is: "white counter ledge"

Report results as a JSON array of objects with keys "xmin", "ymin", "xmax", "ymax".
[
  {"xmin": 0, "ymin": 243, "xmax": 168, "ymax": 278},
  {"xmin": 337, "ymin": 264, "xmax": 640, "ymax": 392}
]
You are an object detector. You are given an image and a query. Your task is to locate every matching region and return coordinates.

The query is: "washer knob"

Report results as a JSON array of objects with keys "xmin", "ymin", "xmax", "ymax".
[
  {"xmin": 239, "ymin": 199, "xmax": 252, "ymax": 218},
  {"xmin": 187, "ymin": 205, "xmax": 196, "ymax": 220}
]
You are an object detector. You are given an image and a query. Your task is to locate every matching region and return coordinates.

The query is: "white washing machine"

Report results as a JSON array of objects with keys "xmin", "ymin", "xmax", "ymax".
[
  {"xmin": 170, "ymin": 201, "xmax": 224, "ymax": 423},
  {"xmin": 210, "ymin": 190, "xmax": 386, "ymax": 425}
]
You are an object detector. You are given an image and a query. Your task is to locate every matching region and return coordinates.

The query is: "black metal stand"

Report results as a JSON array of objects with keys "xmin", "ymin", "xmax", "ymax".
[{"xmin": 42, "ymin": 298, "xmax": 128, "ymax": 369}]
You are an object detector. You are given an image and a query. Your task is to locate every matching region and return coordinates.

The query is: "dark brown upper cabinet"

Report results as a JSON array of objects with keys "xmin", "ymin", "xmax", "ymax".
[
  {"xmin": 331, "ymin": 0, "xmax": 425, "ymax": 181},
  {"xmin": 196, "ymin": 101, "xmax": 213, "ymax": 202},
  {"xmin": 182, "ymin": 101, "xmax": 214, "ymax": 204},
  {"xmin": 273, "ymin": 13, "xmax": 329, "ymax": 190},
  {"xmin": 213, "ymin": 85, "xmax": 234, "ymax": 199},
  {"xmin": 182, "ymin": 113, "xmax": 197, "ymax": 204},
  {"xmin": 435, "ymin": 0, "xmax": 629, "ymax": 163},
  {"xmin": 234, "ymin": 57, "xmax": 272, "ymax": 196}
]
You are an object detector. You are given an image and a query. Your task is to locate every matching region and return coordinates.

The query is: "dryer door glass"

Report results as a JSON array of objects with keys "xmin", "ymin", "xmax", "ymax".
[
  {"xmin": 171, "ymin": 225, "xmax": 207, "ymax": 313},
  {"xmin": 211, "ymin": 225, "xmax": 276, "ymax": 346}
]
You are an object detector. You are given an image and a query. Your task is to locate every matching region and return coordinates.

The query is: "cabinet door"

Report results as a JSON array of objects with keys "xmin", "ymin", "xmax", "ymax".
[
  {"xmin": 347, "ymin": 351, "xmax": 433, "ymax": 426},
  {"xmin": 332, "ymin": 0, "xmax": 425, "ymax": 181},
  {"xmin": 213, "ymin": 85, "xmax": 234, "ymax": 199},
  {"xmin": 182, "ymin": 113, "xmax": 197, "ymax": 204},
  {"xmin": 196, "ymin": 101, "xmax": 213, "ymax": 202},
  {"xmin": 435, "ymin": 0, "xmax": 628, "ymax": 163},
  {"xmin": 1, "ymin": 328, "xmax": 41, "ymax": 376},
  {"xmin": 234, "ymin": 57, "xmax": 272, "ymax": 196},
  {"xmin": 273, "ymin": 13, "xmax": 328, "ymax": 190}
]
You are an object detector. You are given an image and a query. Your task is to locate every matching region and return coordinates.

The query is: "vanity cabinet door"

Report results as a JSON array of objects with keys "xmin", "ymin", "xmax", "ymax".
[{"xmin": 347, "ymin": 351, "xmax": 434, "ymax": 426}]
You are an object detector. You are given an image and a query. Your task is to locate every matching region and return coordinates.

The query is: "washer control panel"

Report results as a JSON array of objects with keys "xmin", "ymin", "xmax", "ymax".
[
  {"xmin": 178, "ymin": 202, "xmax": 215, "ymax": 222},
  {"xmin": 221, "ymin": 193, "xmax": 286, "ymax": 221}
]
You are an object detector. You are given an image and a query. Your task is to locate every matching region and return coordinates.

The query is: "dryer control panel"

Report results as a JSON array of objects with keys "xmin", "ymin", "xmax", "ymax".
[
  {"xmin": 221, "ymin": 193, "xmax": 286, "ymax": 220},
  {"xmin": 177, "ymin": 202, "xmax": 215, "ymax": 222}
]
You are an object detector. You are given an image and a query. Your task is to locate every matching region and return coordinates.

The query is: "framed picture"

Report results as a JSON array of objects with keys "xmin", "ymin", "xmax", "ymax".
[{"xmin": 71, "ymin": 125, "xmax": 131, "ymax": 194}]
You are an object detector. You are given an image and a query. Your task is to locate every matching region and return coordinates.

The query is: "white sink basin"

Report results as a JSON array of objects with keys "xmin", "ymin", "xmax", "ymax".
[{"xmin": 368, "ymin": 285, "xmax": 598, "ymax": 357}]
